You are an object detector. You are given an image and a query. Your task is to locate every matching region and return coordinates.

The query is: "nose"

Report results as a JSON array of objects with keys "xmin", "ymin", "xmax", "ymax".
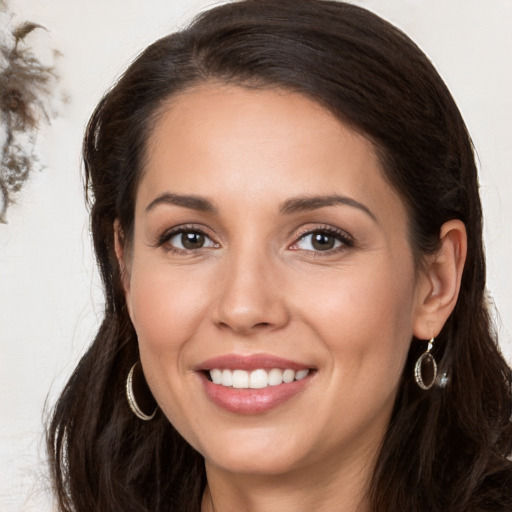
[{"xmin": 212, "ymin": 249, "xmax": 290, "ymax": 335}]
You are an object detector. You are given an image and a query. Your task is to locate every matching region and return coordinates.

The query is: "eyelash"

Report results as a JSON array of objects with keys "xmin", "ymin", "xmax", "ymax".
[
  {"xmin": 290, "ymin": 225, "xmax": 354, "ymax": 254},
  {"xmin": 156, "ymin": 224, "xmax": 354, "ymax": 255},
  {"xmin": 156, "ymin": 224, "xmax": 218, "ymax": 254}
]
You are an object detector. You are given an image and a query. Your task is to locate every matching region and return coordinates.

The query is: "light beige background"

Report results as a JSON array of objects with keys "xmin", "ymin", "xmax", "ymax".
[{"xmin": 1, "ymin": 0, "xmax": 510, "ymax": 510}]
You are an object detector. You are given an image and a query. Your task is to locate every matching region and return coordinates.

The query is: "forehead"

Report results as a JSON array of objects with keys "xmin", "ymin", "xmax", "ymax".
[{"xmin": 137, "ymin": 84, "xmax": 404, "ymax": 223}]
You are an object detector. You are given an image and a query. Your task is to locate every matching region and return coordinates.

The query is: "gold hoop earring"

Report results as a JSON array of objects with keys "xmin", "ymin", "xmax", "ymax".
[
  {"xmin": 126, "ymin": 362, "xmax": 157, "ymax": 421},
  {"xmin": 414, "ymin": 337, "xmax": 438, "ymax": 390}
]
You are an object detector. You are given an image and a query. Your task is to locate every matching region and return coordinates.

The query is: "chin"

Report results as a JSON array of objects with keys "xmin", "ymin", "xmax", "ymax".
[
  {"xmin": 205, "ymin": 450, "xmax": 302, "ymax": 477},
  {"xmin": 192, "ymin": 428, "xmax": 309, "ymax": 477}
]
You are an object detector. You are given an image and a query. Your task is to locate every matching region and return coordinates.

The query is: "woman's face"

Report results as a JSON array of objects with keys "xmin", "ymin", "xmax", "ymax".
[{"xmin": 121, "ymin": 84, "xmax": 430, "ymax": 477}]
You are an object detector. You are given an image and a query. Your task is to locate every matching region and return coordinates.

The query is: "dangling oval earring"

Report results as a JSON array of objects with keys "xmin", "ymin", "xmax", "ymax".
[
  {"xmin": 126, "ymin": 362, "xmax": 157, "ymax": 421},
  {"xmin": 414, "ymin": 337, "xmax": 438, "ymax": 390}
]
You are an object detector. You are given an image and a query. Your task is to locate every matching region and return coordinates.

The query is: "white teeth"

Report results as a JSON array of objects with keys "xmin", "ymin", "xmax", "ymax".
[
  {"xmin": 208, "ymin": 368, "xmax": 310, "ymax": 388},
  {"xmin": 268, "ymin": 368, "xmax": 283, "ymax": 386},
  {"xmin": 210, "ymin": 369, "xmax": 222, "ymax": 384},
  {"xmin": 249, "ymin": 369, "xmax": 268, "ymax": 389},
  {"xmin": 221, "ymin": 369, "xmax": 233, "ymax": 387},
  {"xmin": 232, "ymin": 370, "xmax": 249, "ymax": 388},
  {"xmin": 282, "ymin": 369, "xmax": 295, "ymax": 383},
  {"xmin": 295, "ymin": 369, "xmax": 309, "ymax": 381}
]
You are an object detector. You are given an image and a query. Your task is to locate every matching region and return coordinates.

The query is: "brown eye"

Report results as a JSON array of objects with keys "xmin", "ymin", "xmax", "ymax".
[
  {"xmin": 165, "ymin": 229, "xmax": 218, "ymax": 251},
  {"xmin": 292, "ymin": 228, "xmax": 352, "ymax": 253},
  {"xmin": 311, "ymin": 231, "xmax": 336, "ymax": 250},
  {"xmin": 181, "ymin": 231, "xmax": 205, "ymax": 249}
]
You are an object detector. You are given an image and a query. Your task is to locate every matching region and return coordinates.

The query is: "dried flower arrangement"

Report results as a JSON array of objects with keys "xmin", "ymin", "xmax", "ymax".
[{"xmin": 0, "ymin": 1, "xmax": 61, "ymax": 223}]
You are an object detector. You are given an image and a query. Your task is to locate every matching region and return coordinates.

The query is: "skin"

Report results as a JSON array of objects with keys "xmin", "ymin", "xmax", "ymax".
[{"xmin": 117, "ymin": 84, "xmax": 466, "ymax": 512}]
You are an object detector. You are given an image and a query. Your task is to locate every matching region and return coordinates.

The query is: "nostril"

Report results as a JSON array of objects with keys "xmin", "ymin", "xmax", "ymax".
[
  {"xmin": 215, "ymin": 321, "xmax": 271, "ymax": 331},
  {"xmin": 254, "ymin": 322, "xmax": 271, "ymax": 328}
]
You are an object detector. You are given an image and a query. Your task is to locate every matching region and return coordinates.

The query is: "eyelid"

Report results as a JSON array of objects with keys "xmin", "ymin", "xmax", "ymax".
[
  {"xmin": 289, "ymin": 224, "xmax": 354, "ymax": 252},
  {"xmin": 153, "ymin": 223, "xmax": 353, "ymax": 254},
  {"xmin": 155, "ymin": 224, "xmax": 219, "ymax": 252}
]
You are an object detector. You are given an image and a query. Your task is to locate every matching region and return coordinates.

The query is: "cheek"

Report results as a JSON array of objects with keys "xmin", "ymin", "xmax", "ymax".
[
  {"xmin": 294, "ymin": 257, "xmax": 416, "ymax": 373},
  {"xmin": 126, "ymin": 262, "xmax": 211, "ymax": 430},
  {"xmin": 128, "ymin": 263, "xmax": 209, "ymax": 351}
]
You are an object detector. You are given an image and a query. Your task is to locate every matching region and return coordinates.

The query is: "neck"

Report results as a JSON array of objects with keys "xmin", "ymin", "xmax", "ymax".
[{"xmin": 201, "ymin": 448, "xmax": 376, "ymax": 512}]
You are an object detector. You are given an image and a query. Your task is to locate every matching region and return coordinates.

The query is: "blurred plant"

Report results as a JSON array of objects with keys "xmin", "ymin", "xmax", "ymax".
[{"xmin": 0, "ymin": 1, "xmax": 61, "ymax": 223}]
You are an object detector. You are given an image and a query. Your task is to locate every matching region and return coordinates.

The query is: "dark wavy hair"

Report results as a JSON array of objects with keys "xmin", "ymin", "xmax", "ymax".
[{"xmin": 47, "ymin": 1, "xmax": 512, "ymax": 511}]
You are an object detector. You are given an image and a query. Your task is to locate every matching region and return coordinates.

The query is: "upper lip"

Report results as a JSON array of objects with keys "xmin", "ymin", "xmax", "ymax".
[{"xmin": 196, "ymin": 353, "xmax": 313, "ymax": 372}]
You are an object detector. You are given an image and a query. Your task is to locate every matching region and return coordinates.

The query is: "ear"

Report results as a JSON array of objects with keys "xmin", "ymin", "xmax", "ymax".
[
  {"xmin": 114, "ymin": 220, "xmax": 133, "ymax": 316},
  {"xmin": 413, "ymin": 219, "xmax": 467, "ymax": 339}
]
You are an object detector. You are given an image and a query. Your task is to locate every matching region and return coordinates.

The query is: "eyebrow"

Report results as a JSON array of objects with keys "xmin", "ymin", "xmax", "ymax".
[
  {"xmin": 145, "ymin": 192, "xmax": 377, "ymax": 222},
  {"xmin": 145, "ymin": 193, "xmax": 217, "ymax": 213},
  {"xmin": 279, "ymin": 194, "xmax": 377, "ymax": 222}
]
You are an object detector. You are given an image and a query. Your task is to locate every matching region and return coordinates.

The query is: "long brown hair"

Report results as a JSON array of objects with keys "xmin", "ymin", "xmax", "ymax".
[{"xmin": 47, "ymin": 1, "xmax": 512, "ymax": 511}]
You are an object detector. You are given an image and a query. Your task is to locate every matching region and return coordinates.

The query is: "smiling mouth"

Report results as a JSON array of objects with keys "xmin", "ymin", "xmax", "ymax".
[
  {"xmin": 198, "ymin": 356, "xmax": 315, "ymax": 413},
  {"xmin": 206, "ymin": 368, "xmax": 311, "ymax": 389}
]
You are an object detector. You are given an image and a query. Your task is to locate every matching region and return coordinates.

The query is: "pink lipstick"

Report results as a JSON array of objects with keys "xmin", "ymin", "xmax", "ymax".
[{"xmin": 196, "ymin": 353, "xmax": 314, "ymax": 414}]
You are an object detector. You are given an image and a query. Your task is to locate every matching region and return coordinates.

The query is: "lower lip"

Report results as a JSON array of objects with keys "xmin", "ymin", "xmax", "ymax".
[{"xmin": 200, "ymin": 373, "xmax": 312, "ymax": 414}]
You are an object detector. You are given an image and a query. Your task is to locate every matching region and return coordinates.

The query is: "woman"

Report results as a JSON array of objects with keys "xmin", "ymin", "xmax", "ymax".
[{"xmin": 47, "ymin": 1, "xmax": 512, "ymax": 511}]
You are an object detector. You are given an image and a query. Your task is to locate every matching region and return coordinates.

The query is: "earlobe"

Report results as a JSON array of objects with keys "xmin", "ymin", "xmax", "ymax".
[{"xmin": 413, "ymin": 220, "xmax": 467, "ymax": 339}]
